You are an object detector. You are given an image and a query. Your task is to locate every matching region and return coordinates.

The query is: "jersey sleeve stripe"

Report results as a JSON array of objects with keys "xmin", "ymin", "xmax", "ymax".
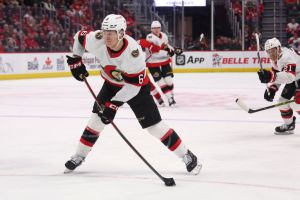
[{"xmin": 78, "ymin": 30, "xmax": 91, "ymax": 48}]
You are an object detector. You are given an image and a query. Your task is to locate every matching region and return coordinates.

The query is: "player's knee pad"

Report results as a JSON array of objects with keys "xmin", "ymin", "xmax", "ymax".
[
  {"xmin": 146, "ymin": 121, "xmax": 182, "ymax": 151},
  {"xmin": 156, "ymin": 79, "xmax": 166, "ymax": 88},
  {"xmin": 164, "ymin": 76, "xmax": 173, "ymax": 86},
  {"xmin": 146, "ymin": 121, "xmax": 170, "ymax": 139},
  {"xmin": 278, "ymin": 97, "xmax": 293, "ymax": 118},
  {"xmin": 278, "ymin": 97, "xmax": 291, "ymax": 110},
  {"xmin": 87, "ymin": 113, "xmax": 105, "ymax": 132}
]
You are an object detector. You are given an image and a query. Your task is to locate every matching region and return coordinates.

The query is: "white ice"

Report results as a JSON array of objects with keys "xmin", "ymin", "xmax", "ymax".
[{"xmin": 0, "ymin": 73, "xmax": 300, "ymax": 200}]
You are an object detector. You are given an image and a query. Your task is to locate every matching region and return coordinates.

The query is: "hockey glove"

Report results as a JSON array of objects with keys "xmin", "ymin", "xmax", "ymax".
[
  {"xmin": 257, "ymin": 69, "xmax": 276, "ymax": 83},
  {"xmin": 98, "ymin": 101, "xmax": 123, "ymax": 124},
  {"xmin": 161, "ymin": 44, "xmax": 175, "ymax": 57},
  {"xmin": 66, "ymin": 55, "xmax": 89, "ymax": 81},
  {"xmin": 174, "ymin": 47, "xmax": 183, "ymax": 55},
  {"xmin": 264, "ymin": 85, "xmax": 278, "ymax": 102}
]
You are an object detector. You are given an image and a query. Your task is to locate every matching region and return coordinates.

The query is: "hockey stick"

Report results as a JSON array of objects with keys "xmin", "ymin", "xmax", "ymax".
[
  {"xmin": 255, "ymin": 33, "xmax": 270, "ymax": 95},
  {"xmin": 199, "ymin": 33, "xmax": 204, "ymax": 42},
  {"xmin": 145, "ymin": 53, "xmax": 152, "ymax": 62},
  {"xmin": 81, "ymin": 76, "xmax": 176, "ymax": 187},
  {"xmin": 236, "ymin": 98, "xmax": 294, "ymax": 114}
]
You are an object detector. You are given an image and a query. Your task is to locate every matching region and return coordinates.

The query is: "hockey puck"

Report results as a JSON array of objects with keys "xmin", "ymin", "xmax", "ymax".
[{"xmin": 163, "ymin": 178, "xmax": 176, "ymax": 186}]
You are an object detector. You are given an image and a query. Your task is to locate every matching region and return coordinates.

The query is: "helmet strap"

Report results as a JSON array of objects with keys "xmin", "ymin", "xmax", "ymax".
[{"xmin": 116, "ymin": 30, "xmax": 125, "ymax": 48}]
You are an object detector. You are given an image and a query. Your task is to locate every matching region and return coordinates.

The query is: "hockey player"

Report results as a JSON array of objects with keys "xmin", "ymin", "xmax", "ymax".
[
  {"xmin": 146, "ymin": 21, "xmax": 183, "ymax": 106},
  {"xmin": 257, "ymin": 37, "xmax": 300, "ymax": 135},
  {"xmin": 65, "ymin": 14, "xmax": 201, "ymax": 174},
  {"xmin": 138, "ymin": 38, "xmax": 166, "ymax": 106}
]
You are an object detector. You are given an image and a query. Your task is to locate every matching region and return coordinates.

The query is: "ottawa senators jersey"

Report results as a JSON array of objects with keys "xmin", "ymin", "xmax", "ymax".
[
  {"xmin": 146, "ymin": 32, "xmax": 171, "ymax": 67},
  {"xmin": 72, "ymin": 30, "xmax": 149, "ymax": 103},
  {"xmin": 270, "ymin": 47, "xmax": 300, "ymax": 84}
]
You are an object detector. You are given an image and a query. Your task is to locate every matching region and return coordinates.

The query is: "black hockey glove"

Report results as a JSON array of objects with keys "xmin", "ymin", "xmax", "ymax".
[
  {"xmin": 174, "ymin": 47, "xmax": 183, "ymax": 55},
  {"xmin": 98, "ymin": 101, "xmax": 123, "ymax": 124},
  {"xmin": 66, "ymin": 55, "xmax": 89, "ymax": 81},
  {"xmin": 257, "ymin": 69, "xmax": 275, "ymax": 83},
  {"xmin": 161, "ymin": 44, "xmax": 175, "ymax": 57},
  {"xmin": 264, "ymin": 85, "xmax": 278, "ymax": 102}
]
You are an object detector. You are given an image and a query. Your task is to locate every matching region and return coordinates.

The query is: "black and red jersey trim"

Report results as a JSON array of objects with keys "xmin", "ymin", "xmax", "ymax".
[
  {"xmin": 78, "ymin": 30, "xmax": 91, "ymax": 48},
  {"xmin": 122, "ymin": 70, "xmax": 149, "ymax": 86}
]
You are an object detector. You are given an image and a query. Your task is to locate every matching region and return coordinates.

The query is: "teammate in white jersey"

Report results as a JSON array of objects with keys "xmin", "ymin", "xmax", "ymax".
[
  {"xmin": 146, "ymin": 21, "xmax": 183, "ymax": 106},
  {"xmin": 64, "ymin": 14, "xmax": 201, "ymax": 174},
  {"xmin": 257, "ymin": 37, "xmax": 300, "ymax": 134}
]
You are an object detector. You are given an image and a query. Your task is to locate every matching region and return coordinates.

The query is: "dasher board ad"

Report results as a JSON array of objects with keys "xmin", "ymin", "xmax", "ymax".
[{"xmin": 173, "ymin": 51, "xmax": 271, "ymax": 69}]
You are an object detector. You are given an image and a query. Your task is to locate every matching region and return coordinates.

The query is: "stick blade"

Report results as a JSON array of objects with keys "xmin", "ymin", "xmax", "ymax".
[
  {"xmin": 163, "ymin": 177, "xmax": 176, "ymax": 187},
  {"xmin": 236, "ymin": 98, "xmax": 250, "ymax": 113}
]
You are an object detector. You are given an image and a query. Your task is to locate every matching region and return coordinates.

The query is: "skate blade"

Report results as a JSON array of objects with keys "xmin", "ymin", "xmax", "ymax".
[
  {"xmin": 64, "ymin": 169, "xmax": 74, "ymax": 174},
  {"xmin": 274, "ymin": 130, "xmax": 294, "ymax": 135},
  {"xmin": 190, "ymin": 164, "xmax": 202, "ymax": 175}
]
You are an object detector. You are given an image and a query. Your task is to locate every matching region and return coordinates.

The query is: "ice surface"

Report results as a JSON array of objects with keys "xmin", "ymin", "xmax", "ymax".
[{"xmin": 0, "ymin": 73, "xmax": 300, "ymax": 200}]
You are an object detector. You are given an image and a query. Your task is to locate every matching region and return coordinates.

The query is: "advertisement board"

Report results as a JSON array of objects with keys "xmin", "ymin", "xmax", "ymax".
[
  {"xmin": 0, "ymin": 51, "xmax": 269, "ymax": 80},
  {"xmin": 173, "ymin": 51, "xmax": 271, "ymax": 70}
]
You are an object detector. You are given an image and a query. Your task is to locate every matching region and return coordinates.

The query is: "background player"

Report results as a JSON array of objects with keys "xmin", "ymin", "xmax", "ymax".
[
  {"xmin": 145, "ymin": 21, "xmax": 183, "ymax": 106},
  {"xmin": 257, "ymin": 37, "xmax": 300, "ymax": 135}
]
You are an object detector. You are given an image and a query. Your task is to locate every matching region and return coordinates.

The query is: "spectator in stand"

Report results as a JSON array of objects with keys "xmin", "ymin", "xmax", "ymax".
[
  {"xmin": 63, "ymin": 40, "xmax": 72, "ymax": 52},
  {"xmin": 231, "ymin": 38, "xmax": 242, "ymax": 50},
  {"xmin": 5, "ymin": 37, "xmax": 18, "ymax": 52},
  {"xmin": 285, "ymin": 0, "xmax": 300, "ymax": 9},
  {"xmin": 0, "ymin": 40, "xmax": 5, "ymax": 52},
  {"xmin": 288, "ymin": 6, "xmax": 300, "ymax": 19},
  {"xmin": 43, "ymin": 0, "xmax": 56, "ymax": 13},
  {"xmin": 215, "ymin": 37, "xmax": 224, "ymax": 50},
  {"xmin": 248, "ymin": 40, "xmax": 257, "ymax": 50},
  {"xmin": 232, "ymin": 0, "xmax": 242, "ymax": 19},
  {"xmin": 288, "ymin": 33, "xmax": 300, "ymax": 51},
  {"xmin": 36, "ymin": 31, "xmax": 49, "ymax": 51},
  {"xmin": 286, "ymin": 18, "xmax": 300, "ymax": 38},
  {"xmin": 24, "ymin": 33, "xmax": 39, "ymax": 51}
]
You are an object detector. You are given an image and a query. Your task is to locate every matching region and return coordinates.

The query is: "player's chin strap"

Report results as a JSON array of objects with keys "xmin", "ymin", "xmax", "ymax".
[
  {"xmin": 115, "ymin": 30, "xmax": 125, "ymax": 49},
  {"xmin": 80, "ymin": 75, "xmax": 176, "ymax": 187}
]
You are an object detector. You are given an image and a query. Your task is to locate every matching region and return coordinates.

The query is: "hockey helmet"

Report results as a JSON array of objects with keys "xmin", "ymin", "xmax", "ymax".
[
  {"xmin": 151, "ymin": 21, "xmax": 161, "ymax": 29},
  {"xmin": 264, "ymin": 37, "xmax": 281, "ymax": 51},
  {"xmin": 101, "ymin": 14, "xmax": 127, "ymax": 40}
]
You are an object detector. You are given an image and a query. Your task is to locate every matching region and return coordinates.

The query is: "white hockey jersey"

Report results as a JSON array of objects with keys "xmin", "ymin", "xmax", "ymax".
[
  {"xmin": 145, "ymin": 32, "xmax": 171, "ymax": 67},
  {"xmin": 270, "ymin": 47, "xmax": 300, "ymax": 85},
  {"xmin": 72, "ymin": 30, "xmax": 149, "ymax": 103}
]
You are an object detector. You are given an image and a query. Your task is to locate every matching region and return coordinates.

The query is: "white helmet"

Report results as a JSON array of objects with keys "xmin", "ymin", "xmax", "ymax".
[
  {"xmin": 264, "ymin": 37, "xmax": 281, "ymax": 51},
  {"xmin": 101, "ymin": 14, "xmax": 127, "ymax": 40},
  {"xmin": 151, "ymin": 21, "xmax": 161, "ymax": 29}
]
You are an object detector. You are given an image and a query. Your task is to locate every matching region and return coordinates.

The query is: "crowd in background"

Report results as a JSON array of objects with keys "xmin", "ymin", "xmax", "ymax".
[
  {"xmin": 286, "ymin": 0, "xmax": 300, "ymax": 50},
  {"xmin": 0, "ymin": 0, "xmax": 298, "ymax": 52},
  {"xmin": 0, "ymin": 0, "xmax": 137, "ymax": 52}
]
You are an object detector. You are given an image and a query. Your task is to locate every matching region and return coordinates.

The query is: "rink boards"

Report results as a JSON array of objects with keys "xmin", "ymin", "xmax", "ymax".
[{"xmin": 0, "ymin": 51, "xmax": 271, "ymax": 80}]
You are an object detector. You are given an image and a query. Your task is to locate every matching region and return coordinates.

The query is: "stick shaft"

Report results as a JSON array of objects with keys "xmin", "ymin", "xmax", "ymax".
[
  {"xmin": 82, "ymin": 76, "xmax": 173, "ymax": 184},
  {"xmin": 249, "ymin": 100, "xmax": 295, "ymax": 113}
]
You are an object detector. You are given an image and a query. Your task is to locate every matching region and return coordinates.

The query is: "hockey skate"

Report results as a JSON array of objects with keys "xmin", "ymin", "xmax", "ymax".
[
  {"xmin": 274, "ymin": 116, "xmax": 296, "ymax": 135},
  {"xmin": 183, "ymin": 150, "xmax": 202, "ymax": 175},
  {"xmin": 168, "ymin": 97, "xmax": 176, "ymax": 106},
  {"xmin": 64, "ymin": 155, "xmax": 85, "ymax": 173}
]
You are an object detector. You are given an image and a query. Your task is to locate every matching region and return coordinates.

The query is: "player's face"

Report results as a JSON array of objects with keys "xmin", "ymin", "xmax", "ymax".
[
  {"xmin": 266, "ymin": 47, "xmax": 278, "ymax": 61},
  {"xmin": 103, "ymin": 30, "xmax": 119, "ymax": 49},
  {"xmin": 151, "ymin": 27, "xmax": 161, "ymax": 36}
]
